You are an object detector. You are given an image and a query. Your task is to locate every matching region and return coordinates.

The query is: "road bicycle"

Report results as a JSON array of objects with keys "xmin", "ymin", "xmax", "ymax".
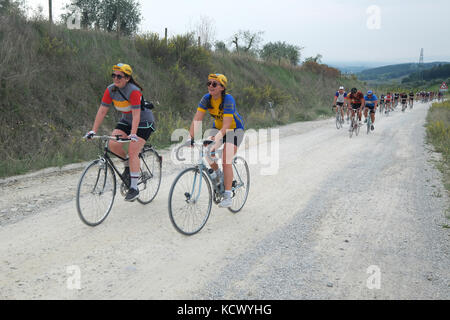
[
  {"xmin": 409, "ymin": 98, "xmax": 414, "ymax": 109},
  {"xmin": 168, "ymin": 140, "xmax": 250, "ymax": 235},
  {"xmin": 349, "ymin": 109, "xmax": 361, "ymax": 138},
  {"xmin": 401, "ymin": 101, "xmax": 407, "ymax": 112},
  {"xmin": 76, "ymin": 135, "xmax": 162, "ymax": 226},
  {"xmin": 365, "ymin": 108, "xmax": 374, "ymax": 134},
  {"xmin": 379, "ymin": 101, "xmax": 384, "ymax": 115},
  {"xmin": 335, "ymin": 105, "xmax": 344, "ymax": 130}
]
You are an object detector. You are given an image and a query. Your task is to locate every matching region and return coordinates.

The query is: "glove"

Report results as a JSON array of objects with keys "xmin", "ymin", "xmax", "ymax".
[
  {"xmin": 84, "ymin": 130, "xmax": 95, "ymax": 140},
  {"xmin": 129, "ymin": 134, "xmax": 139, "ymax": 142}
]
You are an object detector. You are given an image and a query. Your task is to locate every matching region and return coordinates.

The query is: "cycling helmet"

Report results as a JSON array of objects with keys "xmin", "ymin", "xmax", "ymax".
[
  {"xmin": 339, "ymin": 86, "xmax": 345, "ymax": 90},
  {"xmin": 351, "ymin": 88, "xmax": 357, "ymax": 94},
  {"xmin": 367, "ymin": 90, "xmax": 373, "ymax": 95},
  {"xmin": 208, "ymin": 73, "xmax": 227, "ymax": 88},
  {"xmin": 113, "ymin": 63, "xmax": 132, "ymax": 76}
]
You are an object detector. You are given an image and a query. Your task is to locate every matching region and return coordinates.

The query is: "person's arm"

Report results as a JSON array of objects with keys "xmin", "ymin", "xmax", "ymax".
[
  {"xmin": 189, "ymin": 110, "xmax": 206, "ymax": 140},
  {"xmin": 91, "ymin": 105, "xmax": 109, "ymax": 133},
  {"xmin": 130, "ymin": 108, "xmax": 140, "ymax": 137}
]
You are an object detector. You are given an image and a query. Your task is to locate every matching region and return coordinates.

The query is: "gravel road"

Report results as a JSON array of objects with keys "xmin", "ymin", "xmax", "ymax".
[{"xmin": 0, "ymin": 101, "xmax": 448, "ymax": 300}]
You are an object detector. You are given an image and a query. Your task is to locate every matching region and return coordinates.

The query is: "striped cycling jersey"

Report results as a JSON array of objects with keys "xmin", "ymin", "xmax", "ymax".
[
  {"xmin": 198, "ymin": 93, "xmax": 244, "ymax": 130},
  {"xmin": 101, "ymin": 83, "xmax": 154, "ymax": 125},
  {"xmin": 335, "ymin": 91, "xmax": 348, "ymax": 103}
]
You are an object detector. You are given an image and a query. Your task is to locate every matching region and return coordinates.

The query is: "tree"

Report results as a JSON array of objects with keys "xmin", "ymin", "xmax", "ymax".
[
  {"xmin": 230, "ymin": 30, "xmax": 264, "ymax": 55},
  {"xmin": 63, "ymin": 0, "xmax": 142, "ymax": 36},
  {"xmin": 0, "ymin": 0, "xmax": 26, "ymax": 15},
  {"xmin": 214, "ymin": 41, "xmax": 229, "ymax": 55},
  {"xmin": 193, "ymin": 15, "xmax": 216, "ymax": 50},
  {"xmin": 304, "ymin": 54, "xmax": 323, "ymax": 63},
  {"xmin": 260, "ymin": 41, "xmax": 303, "ymax": 66}
]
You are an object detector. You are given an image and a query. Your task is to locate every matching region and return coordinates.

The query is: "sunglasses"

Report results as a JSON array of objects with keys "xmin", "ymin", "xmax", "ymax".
[
  {"xmin": 207, "ymin": 81, "xmax": 221, "ymax": 88},
  {"xmin": 112, "ymin": 73, "xmax": 126, "ymax": 80}
]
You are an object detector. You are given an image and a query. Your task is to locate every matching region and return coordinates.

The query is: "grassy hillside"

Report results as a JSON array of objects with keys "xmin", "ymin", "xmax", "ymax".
[
  {"xmin": 357, "ymin": 62, "xmax": 449, "ymax": 82},
  {"xmin": 0, "ymin": 13, "xmax": 361, "ymax": 178}
]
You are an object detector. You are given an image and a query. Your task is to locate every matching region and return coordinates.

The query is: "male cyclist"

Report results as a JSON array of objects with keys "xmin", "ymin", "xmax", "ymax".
[
  {"xmin": 385, "ymin": 92, "xmax": 392, "ymax": 113},
  {"xmin": 347, "ymin": 88, "xmax": 365, "ymax": 130},
  {"xmin": 333, "ymin": 86, "xmax": 347, "ymax": 124},
  {"xmin": 409, "ymin": 91, "xmax": 415, "ymax": 107},
  {"xmin": 400, "ymin": 92, "xmax": 408, "ymax": 111},
  {"xmin": 364, "ymin": 90, "xmax": 378, "ymax": 131},
  {"xmin": 394, "ymin": 92, "xmax": 400, "ymax": 107}
]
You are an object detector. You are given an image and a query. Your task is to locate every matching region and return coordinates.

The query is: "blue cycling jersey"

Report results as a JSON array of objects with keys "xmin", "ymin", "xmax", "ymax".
[{"xmin": 364, "ymin": 94, "xmax": 378, "ymax": 107}]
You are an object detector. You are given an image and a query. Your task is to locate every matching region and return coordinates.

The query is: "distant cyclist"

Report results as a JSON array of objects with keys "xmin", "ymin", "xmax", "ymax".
[
  {"xmin": 385, "ymin": 92, "xmax": 393, "ymax": 113},
  {"xmin": 333, "ymin": 86, "xmax": 347, "ymax": 124},
  {"xmin": 347, "ymin": 88, "xmax": 365, "ymax": 130},
  {"xmin": 364, "ymin": 90, "xmax": 378, "ymax": 131},
  {"xmin": 400, "ymin": 92, "xmax": 408, "ymax": 111},
  {"xmin": 409, "ymin": 91, "xmax": 415, "ymax": 107},
  {"xmin": 394, "ymin": 92, "xmax": 400, "ymax": 107}
]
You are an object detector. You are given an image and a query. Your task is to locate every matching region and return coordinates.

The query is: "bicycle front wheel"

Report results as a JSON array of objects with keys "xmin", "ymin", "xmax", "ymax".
[
  {"xmin": 168, "ymin": 167, "xmax": 212, "ymax": 236},
  {"xmin": 228, "ymin": 156, "xmax": 250, "ymax": 213},
  {"xmin": 335, "ymin": 112, "xmax": 341, "ymax": 130},
  {"xmin": 137, "ymin": 147, "xmax": 162, "ymax": 205},
  {"xmin": 76, "ymin": 159, "xmax": 116, "ymax": 226}
]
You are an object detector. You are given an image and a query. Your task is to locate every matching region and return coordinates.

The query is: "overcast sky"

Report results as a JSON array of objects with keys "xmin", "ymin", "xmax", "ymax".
[{"xmin": 25, "ymin": 0, "xmax": 450, "ymax": 65}]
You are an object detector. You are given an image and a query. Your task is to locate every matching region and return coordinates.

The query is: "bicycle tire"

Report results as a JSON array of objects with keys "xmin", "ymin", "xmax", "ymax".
[
  {"xmin": 137, "ymin": 147, "xmax": 162, "ymax": 205},
  {"xmin": 367, "ymin": 116, "xmax": 371, "ymax": 134},
  {"xmin": 355, "ymin": 119, "xmax": 360, "ymax": 136},
  {"xmin": 76, "ymin": 159, "xmax": 116, "ymax": 227},
  {"xmin": 228, "ymin": 156, "xmax": 250, "ymax": 214},
  {"xmin": 168, "ymin": 167, "xmax": 212, "ymax": 236},
  {"xmin": 335, "ymin": 112, "xmax": 341, "ymax": 130}
]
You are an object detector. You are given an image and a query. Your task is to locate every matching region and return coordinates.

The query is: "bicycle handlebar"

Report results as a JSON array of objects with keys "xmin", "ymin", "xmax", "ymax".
[
  {"xmin": 175, "ymin": 139, "xmax": 220, "ymax": 162},
  {"xmin": 86, "ymin": 135, "xmax": 131, "ymax": 143}
]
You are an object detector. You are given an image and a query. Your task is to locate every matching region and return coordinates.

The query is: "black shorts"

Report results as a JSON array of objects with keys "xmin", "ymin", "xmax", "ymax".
[
  {"xmin": 336, "ymin": 102, "xmax": 344, "ymax": 107},
  {"xmin": 351, "ymin": 104, "xmax": 361, "ymax": 110},
  {"xmin": 366, "ymin": 105, "xmax": 376, "ymax": 113},
  {"xmin": 207, "ymin": 128, "xmax": 245, "ymax": 147},
  {"xmin": 115, "ymin": 121, "xmax": 155, "ymax": 141}
]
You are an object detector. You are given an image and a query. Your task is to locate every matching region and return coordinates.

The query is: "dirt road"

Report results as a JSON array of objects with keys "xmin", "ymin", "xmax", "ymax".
[{"xmin": 0, "ymin": 101, "xmax": 448, "ymax": 299}]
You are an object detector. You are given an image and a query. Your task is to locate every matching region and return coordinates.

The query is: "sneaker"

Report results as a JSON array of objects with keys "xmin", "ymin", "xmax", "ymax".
[
  {"xmin": 371, "ymin": 125, "xmax": 374, "ymax": 131},
  {"xmin": 218, "ymin": 197, "xmax": 232, "ymax": 208},
  {"xmin": 125, "ymin": 188, "xmax": 139, "ymax": 202}
]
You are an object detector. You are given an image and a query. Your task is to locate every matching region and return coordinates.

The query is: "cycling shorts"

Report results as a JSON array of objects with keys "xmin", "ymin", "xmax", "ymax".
[
  {"xmin": 336, "ymin": 102, "xmax": 344, "ymax": 107},
  {"xmin": 115, "ymin": 121, "xmax": 155, "ymax": 141},
  {"xmin": 207, "ymin": 128, "xmax": 244, "ymax": 147},
  {"xmin": 351, "ymin": 104, "xmax": 361, "ymax": 110}
]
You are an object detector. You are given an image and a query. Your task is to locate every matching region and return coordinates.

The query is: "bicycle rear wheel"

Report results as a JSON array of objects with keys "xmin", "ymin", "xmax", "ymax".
[
  {"xmin": 228, "ymin": 156, "xmax": 250, "ymax": 213},
  {"xmin": 76, "ymin": 159, "xmax": 116, "ymax": 226},
  {"xmin": 137, "ymin": 146, "xmax": 162, "ymax": 205},
  {"xmin": 168, "ymin": 167, "xmax": 212, "ymax": 235}
]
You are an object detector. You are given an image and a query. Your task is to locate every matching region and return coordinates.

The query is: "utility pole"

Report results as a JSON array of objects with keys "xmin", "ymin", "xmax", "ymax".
[
  {"xmin": 48, "ymin": 0, "xmax": 53, "ymax": 24},
  {"xmin": 419, "ymin": 48, "xmax": 424, "ymax": 81}
]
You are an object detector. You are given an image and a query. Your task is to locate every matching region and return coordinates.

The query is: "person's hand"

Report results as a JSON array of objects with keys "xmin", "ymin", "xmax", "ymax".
[
  {"xmin": 84, "ymin": 130, "xmax": 96, "ymax": 140},
  {"xmin": 129, "ymin": 133, "xmax": 139, "ymax": 142}
]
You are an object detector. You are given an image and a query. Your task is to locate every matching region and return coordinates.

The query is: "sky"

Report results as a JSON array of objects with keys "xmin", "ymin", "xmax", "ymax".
[{"xmin": 24, "ymin": 0, "xmax": 450, "ymax": 66}]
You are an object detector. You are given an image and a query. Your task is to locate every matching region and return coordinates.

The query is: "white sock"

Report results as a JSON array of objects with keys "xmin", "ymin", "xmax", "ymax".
[{"xmin": 130, "ymin": 172, "xmax": 139, "ymax": 190}]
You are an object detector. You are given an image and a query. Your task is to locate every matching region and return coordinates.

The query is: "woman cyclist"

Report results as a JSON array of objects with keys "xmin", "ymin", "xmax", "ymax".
[
  {"xmin": 85, "ymin": 63, "xmax": 156, "ymax": 202},
  {"xmin": 188, "ymin": 74, "xmax": 245, "ymax": 208}
]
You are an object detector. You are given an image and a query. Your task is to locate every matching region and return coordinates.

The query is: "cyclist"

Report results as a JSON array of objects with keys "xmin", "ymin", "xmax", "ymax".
[
  {"xmin": 84, "ymin": 63, "xmax": 156, "ymax": 202},
  {"xmin": 364, "ymin": 90, "xmax": 378, "ymax": 131},
  {"xmin": 385, "ymin": 92, "xmax": 392, "ymax": 113},
  {"xmin": 333, "ymin": 86, "xmax": 347, "ymax": 124},
  {"xmin": 394, "ymin": 92, "xmax": 400, "ymax": 107},
  {"xmin": 409, "ymin": 91, "xmax": 415, "ymax": 107},
  {"xmin": 379, "ymin": 94, "xmax": 385, "ymax": 112},
  {"xmin": 188, "ymin": 73, "xmax": 245, "ymax": 208},
  {"xmin": 347, "ymin": 87, "xmax": 365, "ymax": 131},
  {"xmin": 400, "ymin": 92, "xmax": 408, "ymax": 111}
]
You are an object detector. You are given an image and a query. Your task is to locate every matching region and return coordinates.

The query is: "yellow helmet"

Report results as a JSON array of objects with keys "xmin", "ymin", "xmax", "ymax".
[
  {"xmin": 113, "ymin": 63, "xmax": 133, "ymax": 76},
  {"xmin": 208, "ymin": 73, "xmax": 227, "ymax": 88}
]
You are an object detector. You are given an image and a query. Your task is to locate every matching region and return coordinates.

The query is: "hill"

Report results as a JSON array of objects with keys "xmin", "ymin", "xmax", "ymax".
[
  {"xmin": 0, "ymin": 13, "xmax": 362, "ymax": 178},
  {"xmin": 357, "ymin": 62, "xmax": 449, "ymax": 83},
  {"xmin": 402, "ymin": 63, "xmax": 450, "ymax": 85}
]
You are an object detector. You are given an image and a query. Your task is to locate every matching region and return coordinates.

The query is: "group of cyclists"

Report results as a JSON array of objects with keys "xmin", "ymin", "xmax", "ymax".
[
  {"xmin": 332, "ymin": 87, "xmax": 427, "ymax": 133},
  {"xmin": 84, "ymin": 63, "xmax": 243, "ymax": 208},
  {"xmin": 416, "ymin": 91, "xmax": 444, "ymax": 103}
]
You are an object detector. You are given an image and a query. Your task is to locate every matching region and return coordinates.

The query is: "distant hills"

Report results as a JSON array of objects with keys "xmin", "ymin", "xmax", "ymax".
[
  {"xmin": 402, "ymin": 63, "xmax": 450, "ymax": 84},
  {"xmin": 356, "ymin": 62, "xmax": 450, "ymax": 83}
]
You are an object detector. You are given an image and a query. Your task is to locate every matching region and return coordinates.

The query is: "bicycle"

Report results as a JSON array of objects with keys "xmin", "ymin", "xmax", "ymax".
[
  {"xmin": 349, "ymin": 109, "xmax": 361, "ymax": 138},
  {"xmin": 379, "ymin": 101, "xmax": 384, "ymax": 115},
  {"xmin": 76, "ymin": 135, "xmax": 162, "ymax": 226},
  {"xmin": 365, "ymin": 108, "xmax": 374, "ymax": 134},
  {"xmin": 401, "ymin": 101, "xmax": 407, "ymax": 112},
  {"xmin": 168, "ymin": 139, "xmax": 250, "ymax": 235},
  {"xmin": 334, "ymin": 105, "xmax": 344, "ymax": 130}
]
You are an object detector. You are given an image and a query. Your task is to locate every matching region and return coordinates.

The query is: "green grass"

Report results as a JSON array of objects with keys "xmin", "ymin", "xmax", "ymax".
[{"xmin": 426, "ymin": 100, "xmax": 450, "ymax": 218}]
